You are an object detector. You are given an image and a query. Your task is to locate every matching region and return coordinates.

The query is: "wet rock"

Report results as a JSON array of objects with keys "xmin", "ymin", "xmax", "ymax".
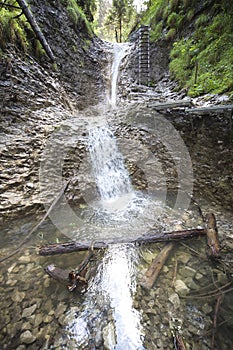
[
  {"xmin": 22, "ymin": 304, "xmax": 37, "ymax": 318},
  {"xmin": 11, "ymin": 290, "xmax": 26, "ymax": 303},
  {"xmin": 202, "ymin": 303, "xmax": 212, "ymax": 314},
  {"xmin": 168, "ymin": 292, "xmax": 180, "ymax": 309},
  {"xmin": 34, "ymin": 313, "xmax": 43, "ymax": 327},
  {"xmin": 103, "ymin": 322, "xmax": 116, "ymax": 350},
  {"xmin": 174, "ymin": 279, "xmax": 190, "ymax": 296},
  {"xmin": 180, "ymin": 266, "xmax": 196, "ymax": 278},
  {"xmin": 16, "ymin": 345, "xmax": 26, "ymax": 350},
  {"xmin": 20, "ymin": 330, "xmax": 36, "ymax": 344},
  {"xmin": 55, "ymin": 302, "xmax": 67, "ymax": 318}
]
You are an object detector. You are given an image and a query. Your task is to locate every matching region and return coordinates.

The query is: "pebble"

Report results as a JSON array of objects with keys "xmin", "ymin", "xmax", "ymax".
[
  {"xmin": 168, "ymin": 292, "xmax": 180, "ymax": 309},
  {"xmin": 103, "ymin": 322, "xmax": 116, "ymax": 350},
  {"xmin": 180, "ymin": 266, "xmax": 196, "ymax": 278},
  {"xmin": 12, "ymin": 290, "xmax": 26, "ymax": 303},
  {"xmin": 174, "ymin": 279, "xmax": 190, "ymax": 295},
  {"xmin": 34, "ymin": 313, "xmax": 43, "ymax": 327},
  {"xmin": 20, "ymin": 330, "xmax": 36, "ymax": 344},
  {"xmin": 22, "ymin": 304, "xmax": 37, "ymax": 318},
  {"xmin": 202, "ymin": 303, "xmax": 212, "ymax": 314},
  {"xmin": 18, "ymin": 255, "xmax": 31, "ymax": 263}
]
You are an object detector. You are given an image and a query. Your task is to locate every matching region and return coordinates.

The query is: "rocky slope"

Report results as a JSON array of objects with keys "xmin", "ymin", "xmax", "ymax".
[{"xmin": 0, "ymin": 0, "xmax": 110, "ymax": 223}]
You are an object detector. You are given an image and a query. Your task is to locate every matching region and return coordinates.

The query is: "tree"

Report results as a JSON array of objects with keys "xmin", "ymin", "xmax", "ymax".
[
  {"xmin": 76, "ymin": 0, "xmax": 96, "ymax": 22},
  {"xmin": 105, "ymin": 0, "xmax": 137, "ymax": 42}
]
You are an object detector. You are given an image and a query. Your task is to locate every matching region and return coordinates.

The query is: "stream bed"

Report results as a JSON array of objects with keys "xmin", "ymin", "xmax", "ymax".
[
  {"xmin": 1, "ymin": 41, "xmax": 233, "ymax": 350},
  {"xmin": 0, "ymin": 104, "xmax": 233, "ymax": 349},
  {"xmin": 0, "ymin": 199, "xmax": 232, "ymax": 350}
]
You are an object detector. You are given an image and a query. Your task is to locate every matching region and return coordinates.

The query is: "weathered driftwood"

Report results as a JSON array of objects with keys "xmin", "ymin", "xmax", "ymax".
[
  {"xmin": 205, "ymin": 213, "xmax": 220, "ymax": 259},
  {"xmin": 148, "ymin": 99, "xmax": 194, "ymax": 109},
  {"xmin": 174, "ymin": 334, "xmax": 187, "ymax": 350},
  {"xmin": 16, "ymin": 0, "xmax": 55, "ymax": 62},
  {"xmin": 140, "ymin": 242, "xmax": 174, "ymax": 289},
  {"xmin": 44, "ymin": 246, "xmax": 94, "ymax": 291},
  {"xmin": 39, "ymin": 228, "xmax": 206, "ymax": 256},
  {"xmin": 185, "ymin": 104, "xmax": 233, "ymax": 114}
]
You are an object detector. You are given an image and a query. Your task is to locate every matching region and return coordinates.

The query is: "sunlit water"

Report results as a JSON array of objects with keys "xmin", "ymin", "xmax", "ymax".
[
  {"xmin": 110, "ymin": 43, "xmax": 129, "ymax": 106},
  {"xmin": 72, "ymin": 123, "xmax": 146, "ymax": 349},
  {"xmin": 0, "ymin": 41, "xmax": 232, "ymax": 350}
]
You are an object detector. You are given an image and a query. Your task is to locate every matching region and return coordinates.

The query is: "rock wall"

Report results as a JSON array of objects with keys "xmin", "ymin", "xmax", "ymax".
[{"xmin": 0, "ymin": 0, "xmax": 109, "ymax": 223}]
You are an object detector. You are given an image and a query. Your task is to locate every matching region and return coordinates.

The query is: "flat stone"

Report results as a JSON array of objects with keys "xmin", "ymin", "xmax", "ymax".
[
  {"xmin": 55, "ymin": 303, "xmax": 67, "ymax": 318},
  {"xmin": 12, "ymin": 290, "xmax": 26, "ymax": 303},
  {"xmin": 174, "ymin": 279, "xmax": 190, "ymax": 296},
  {"xmin": 180, "ymin": 266, "xmax": 196, "ymax": 278},
  {"xmin": 168, "ymin": 292, "xmax": 180, "ymax": 309},
  {"xmin": 22, "ymin": 304, "xmax": 37, "ymax": 318},
  {"xmin": 34, "ymin": 314, "xmax": 43, "ymax": 327},
  {"xmin": 20, "ymin": 330, "xmax": 36, "ymax": 344}
]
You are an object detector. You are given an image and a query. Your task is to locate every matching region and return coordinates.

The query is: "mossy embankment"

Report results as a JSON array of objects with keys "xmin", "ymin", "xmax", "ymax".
[{"xmin": 141, "ymin": 0, "xmax": 233, "ymax": 98}]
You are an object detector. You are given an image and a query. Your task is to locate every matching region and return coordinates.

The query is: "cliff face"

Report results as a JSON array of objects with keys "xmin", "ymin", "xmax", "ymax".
[{"xmin": 0, "ymin": 0, "xmax": 109, "ymax": 222}]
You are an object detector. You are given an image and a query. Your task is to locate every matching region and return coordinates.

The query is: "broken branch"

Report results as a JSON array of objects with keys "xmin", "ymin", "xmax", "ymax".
[
  {"xmin": 39, "ymin": 228, "xmax": 206, "ymax": 256},
  {"xmin": 140, "ymin": 243, "xmax": 174, "ymax": 289},
  {"xmin": 205, "ymin": 213, "xmax": 221, "ymax": 259}
]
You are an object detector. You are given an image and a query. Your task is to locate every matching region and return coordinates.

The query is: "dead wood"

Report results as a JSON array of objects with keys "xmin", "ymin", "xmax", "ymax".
[
  {"xmin": 205, "ymin": 213, "xmax": 221, "ymax": 259},
  {"xmin": 211, "ymin": 295, "xmax": 222, "ymax": 350},
  {"xmin": 38, "ymin": 228, "xmax": 206, "ymax": 256},
  {"xmin": 16, "ymin": 0, "xmax": 55, "ymax": 62},
  {"xmin": 140, "ymin": 243, "xmax": 174, "ymax": 289},
  {"xmin": 44, "ymin": 244, "xmax": 95, "ymax": 291},
  {"xmin": 174, "ymin": 334, "xmax": 187, "ymax": 350},
  {"xmin": 148, "ymin": 99, "xmax": 194, "ymax": 109},
  {"xmin": 185, "ymin": 104, "xmax": 233, "ymax": 114},
  {"xmin": 0, "ymin": 181, "xmax": 70, "ymax": 263}
]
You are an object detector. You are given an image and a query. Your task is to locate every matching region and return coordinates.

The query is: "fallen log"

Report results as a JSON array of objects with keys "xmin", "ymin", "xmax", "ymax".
[
  {"xmin": 140, "ymin": 242, "xmax": 174, "ymax": 289},
  {"xmin": 45, "ymin": 246, "xmax": 94, "ymax": 292},
  {"xmin": 148, "ymin": 99, "xmax": 194, "ymax": 110},
  {"xmin": 205, "ymin": 213, "xmax": 221, "ymax": 259},
  {"xmin": 16, "ymin": 0, "xmax": 55, "ymax": 62},
  {"xmin": 185, "ymin": 104, "xmax": 233, "ymax": 114},
  {"xmin": 174, "ymin": 334, "xmax": 187, "ymax": 350},
  {"xmin": 39, "ymin": 228, "xmax": 206, "ymax": 256}
]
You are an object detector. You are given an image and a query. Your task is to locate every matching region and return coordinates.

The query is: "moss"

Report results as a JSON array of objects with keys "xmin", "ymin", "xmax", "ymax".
[
  {"xmin": 165, "ymin": 28, "xmax": 176, "ymax": 41},
  {"xmin": 0, "ymin": 5, "xmax": 45, "ymax": 59},
  {"xmin": 62, "ymin": 0, "xmax": 93, "ymax": 36},
  {"xmin": 169, "ymin": 11, "xmax": 233, "ymax": 96}
]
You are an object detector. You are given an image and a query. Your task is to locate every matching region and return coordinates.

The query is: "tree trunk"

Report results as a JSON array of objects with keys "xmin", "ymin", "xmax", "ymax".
[
  {"xmin": 16, "ymin": 0, "xmax": 55, "ymax": 62},
  {"xmin": 140, "ymin": 242, "xmax": 174, "ymax": 289},
  {"xmin": 39, "ymin": 228, "xmax": 206, "ymax": 256}
]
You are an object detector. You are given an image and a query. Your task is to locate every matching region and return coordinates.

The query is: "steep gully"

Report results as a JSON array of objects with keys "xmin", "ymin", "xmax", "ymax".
[{"xmin": 0, "ymin": 34, "xmax": 233, "ymax": 349}]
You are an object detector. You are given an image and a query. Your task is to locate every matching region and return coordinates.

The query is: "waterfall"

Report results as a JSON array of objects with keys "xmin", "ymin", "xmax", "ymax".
[
  {"xmin": 88, "ymin": 125, "xmax": 133, "ymax": 211},
  {"xmin": 110, "ymin": 43, "xmax": 129, "ymax": 106}
]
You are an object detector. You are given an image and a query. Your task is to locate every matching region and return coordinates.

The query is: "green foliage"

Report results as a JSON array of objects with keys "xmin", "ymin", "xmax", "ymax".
[
  {"xmin": 142, "ymin": 0, "xmax": 233, "ymax": 97},
  {"xmin": 105, "ymin": 0, "xmax": 137, "ymax": 42},
  {"xmin": 63, "ymin": 0, "xmax": 93, "ymax": 35},
  {"xmin": 0, "ymin": 3, "xmax": 46, "ymax": 58},
  {"xmin": 0, "ymin": 6, "xmax": 29, "ymax": 53},
  {"xmin": 165, "ymin": 28, "xmax": 176, "ymax": 41},
  {"xmin": 169, "ymin": 12, "xmax": 233, "ymax": 96},
  {"xmin": 195, "ymin": 14, "xmax": 209, "ymax": 28}
]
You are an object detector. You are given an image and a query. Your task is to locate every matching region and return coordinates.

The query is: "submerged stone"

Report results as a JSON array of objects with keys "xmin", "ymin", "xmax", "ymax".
[{"xmin": 20, "ymin": 330, "xmax": 36, "ymax": 344}]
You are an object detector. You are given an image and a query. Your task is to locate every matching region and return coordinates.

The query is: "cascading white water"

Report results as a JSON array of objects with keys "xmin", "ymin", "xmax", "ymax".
[
  {"xmin": 88, "ymin": 125, "xmax": 133, "ymax": 211},
  {"xmin": 66, "ymin": 44, "xmax": 145, "ymax": 349},
  {"xmin": 110, "ymin": 43, "xmax": 129, "ymax": 106}
]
